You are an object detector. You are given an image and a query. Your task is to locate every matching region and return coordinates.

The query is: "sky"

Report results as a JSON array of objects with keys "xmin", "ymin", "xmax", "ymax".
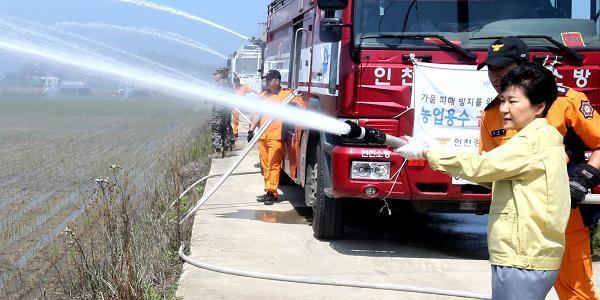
[{"xmin": 0, "ymin": 0, "xmax": 272, "ymax": 72}]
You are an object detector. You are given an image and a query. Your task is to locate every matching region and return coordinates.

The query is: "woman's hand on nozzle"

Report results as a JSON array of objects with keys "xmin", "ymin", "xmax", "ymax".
[{"xmin": 394, "ymin": 136, "xmax": 429, "ymax": 160}]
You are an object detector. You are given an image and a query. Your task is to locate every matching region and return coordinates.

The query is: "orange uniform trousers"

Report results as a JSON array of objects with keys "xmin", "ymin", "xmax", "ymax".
[
  {"xmin": 259, "ymin": 139, "xmax": 283, "ymax": 196},
  {"xmin": 233, "ymin": 85, "xmax": 254, "ymax": 136},
  {"xmin": 232, "ymin": 110, "xmax": 239, "ymax": 135},
  {"xmin": 555, "ymin": 208, "xmax": 598, "ymax": 300}
]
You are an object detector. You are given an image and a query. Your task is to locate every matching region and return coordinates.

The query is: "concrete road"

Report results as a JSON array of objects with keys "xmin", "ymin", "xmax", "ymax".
[{"xmin": 176, "ymin": 143, "xmax": 600, "ymax": 300}]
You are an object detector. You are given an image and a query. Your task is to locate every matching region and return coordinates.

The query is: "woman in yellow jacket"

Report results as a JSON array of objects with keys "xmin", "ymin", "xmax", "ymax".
[
  {"xmin": 479, "ymin": 37, "xmax": 600, "ymax": 299},
  {"xmin": 396, "ymin": 62, "xmax": 570, "ymax": 299}
]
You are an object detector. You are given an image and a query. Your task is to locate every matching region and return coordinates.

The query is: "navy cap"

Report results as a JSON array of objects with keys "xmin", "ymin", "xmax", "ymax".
[
  {"xmin": 477, "ymin": 36, "xmax": 529, "ymax": 70},
  {"xmin": 263, "ymin": 70, "xmax": 282, "ymax": 81},
  {"xmin": 213, "ymin": 67, "xmax": 228, "ymax": 75}
]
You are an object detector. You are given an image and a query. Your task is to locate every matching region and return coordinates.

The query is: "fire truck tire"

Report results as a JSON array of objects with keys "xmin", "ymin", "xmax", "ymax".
[
  {"xmin": 307, "ymin": 144, "xmax": 343, "ymax": 239},
  {"xmin": 279, "ymin": 171, "xmax": 293, "ymax": 185}
]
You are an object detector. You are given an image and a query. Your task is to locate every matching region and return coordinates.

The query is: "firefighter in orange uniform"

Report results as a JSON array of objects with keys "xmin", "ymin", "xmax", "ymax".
[
  {"xmin": 232, "ymin": 76, "xmax": 255, "ymax": 140},
  {"xmin": 248, "ymin": 70, "xmax": 301, "ymax": 205},
  {"xmin": 479, "ymin": 36, "xmax": 600, "ymax": 299}
]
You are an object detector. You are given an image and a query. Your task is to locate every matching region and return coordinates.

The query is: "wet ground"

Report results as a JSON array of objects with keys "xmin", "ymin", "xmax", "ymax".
[{"xmin": 218, "ymin": 189, "xmax": 491, "ymax": 261}]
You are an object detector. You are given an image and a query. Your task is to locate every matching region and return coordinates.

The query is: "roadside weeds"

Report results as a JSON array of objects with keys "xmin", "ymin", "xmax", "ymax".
[{"xmin": 2, "ymin": 128, "xmax": 212, "ymax": 299}]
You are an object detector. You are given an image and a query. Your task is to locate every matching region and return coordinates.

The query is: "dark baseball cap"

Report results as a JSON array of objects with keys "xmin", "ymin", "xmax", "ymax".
[
  {"xmin": 213, "ymin": 67, "xmax": 228, "ymax": 75},
  {"xmin": 262, "ymin": 70, "xmax": 282, "ymax": 81},
  {"xmin": 477, "ymin": 36, "xmax": 529, "ymax": 70}
]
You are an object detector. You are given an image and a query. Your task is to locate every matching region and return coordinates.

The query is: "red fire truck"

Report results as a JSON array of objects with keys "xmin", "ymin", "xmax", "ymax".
[{"xmin": 264, "ymin": 0, "xmax": 600, "ymax": 239}]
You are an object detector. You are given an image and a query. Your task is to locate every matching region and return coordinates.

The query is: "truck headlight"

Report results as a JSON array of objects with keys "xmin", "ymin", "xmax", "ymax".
[{"xmin": 350, "ymin": 161, "xmax": 390, "ymax": 180}]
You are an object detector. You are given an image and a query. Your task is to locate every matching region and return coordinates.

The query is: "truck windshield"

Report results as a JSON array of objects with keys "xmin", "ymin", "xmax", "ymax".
[
  {"xmin": 234, "ymin": 57, "xmax": 260, "ymax": 75},
  {"xmin": 354, "ymin": 0, "xmax": 600, "ymax": 49}
]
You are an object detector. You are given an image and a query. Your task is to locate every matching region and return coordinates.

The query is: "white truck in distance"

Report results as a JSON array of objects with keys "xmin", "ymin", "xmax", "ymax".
[{"xmin": 230, "ymin": 44, "xmax": 263, "ymax": 92}]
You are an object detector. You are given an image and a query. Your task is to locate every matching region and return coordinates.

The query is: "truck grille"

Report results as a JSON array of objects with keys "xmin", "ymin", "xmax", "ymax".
[
  {"xmin": 416, "ymin": 183, "xmax": 448, "ymax": 193},
  {"xmin": 460, "ymin": 184, "xmax": 491, "ymax": 195}
]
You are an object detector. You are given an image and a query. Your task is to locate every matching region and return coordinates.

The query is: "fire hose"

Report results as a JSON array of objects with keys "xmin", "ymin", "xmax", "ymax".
[
  {"xmin": 234, "ymin": 108, "xmax": 251, "ymax": 123},
  {"xmin": 178, "ymin": 244, "xmax": 490, "ymax": 299},
  {"xmin": 582, "ymin": 194, "xmax": 600, "ymax": 205},
  {"xmin": 177, "ymin": 90, "xmax": 492, "ymax": 299}
]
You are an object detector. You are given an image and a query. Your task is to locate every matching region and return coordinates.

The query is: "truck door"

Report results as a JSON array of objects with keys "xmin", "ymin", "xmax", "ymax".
[
  {"xmin": 290, "ymin": 16, "xmax": 306, "ymax": 90},
  {"xmin": 283, "ymin": 12, "xmax": 313, "ymax": 181}
]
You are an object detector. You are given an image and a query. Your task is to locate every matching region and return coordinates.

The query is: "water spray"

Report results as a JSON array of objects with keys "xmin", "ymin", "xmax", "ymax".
[
  {"xmin": 58, "ymin": 22, "xmax": 227, "ymax": 59},
  {"xmin": 116, "ymin": 0, "xmax": 249, "ymax": 40},
  {"xmin": 0, "ymin": 18, "xmax": 354, "ymax": 135},
  {"xmin": 54, "ymin": 26, "xmax": 216, "ymax": 85},
  {"xmin": 2, "ymin": 17, "xmax": 205, "ymax": 84},
  {"xmin": 1, "ymin": 20, "xmax": 130, "ymax": 70},
  {"xmin": 234, "ymin": 108, "xmax": 251, "ymax": 123},
  {"xmin": 0, "ymin": 31, "xmax": 349, "ymax": 136},
  {"xmin": 58, "ymin": 31, "xmax": 205, "ymax": 83},
  {"xmin": 0, "ymin": 22, "xmax": 489, "ymax": 298}
]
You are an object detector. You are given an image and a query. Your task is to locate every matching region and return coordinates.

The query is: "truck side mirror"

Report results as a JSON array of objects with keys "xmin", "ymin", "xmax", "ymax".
[
  {"xmin": 317, "ymin": 0, "xmax": 348, "ymax": 10},
  {"xmin": 320, "ymin": 18, "xmax": 343, "ymax": 43}
]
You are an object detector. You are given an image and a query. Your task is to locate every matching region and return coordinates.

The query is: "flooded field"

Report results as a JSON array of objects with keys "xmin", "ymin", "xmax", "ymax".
[{"xmin": 0, "ymin": 95, "xmax": 205, "ymax": 278}]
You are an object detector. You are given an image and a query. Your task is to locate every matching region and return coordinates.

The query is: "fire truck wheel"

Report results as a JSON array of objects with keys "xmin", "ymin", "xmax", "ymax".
[
  {"xmin": 279, "ymin": 171, "xmax": 293, "ymax": 185},
  {"xmin": 306, "ymin": 143, "xmax": 343, "ymax": 239}
]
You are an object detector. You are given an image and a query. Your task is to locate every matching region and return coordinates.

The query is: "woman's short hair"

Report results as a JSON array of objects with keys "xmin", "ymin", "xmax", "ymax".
[{"xmin": 500, "ymin": 62, "xmax": 558, "ymax": 117}]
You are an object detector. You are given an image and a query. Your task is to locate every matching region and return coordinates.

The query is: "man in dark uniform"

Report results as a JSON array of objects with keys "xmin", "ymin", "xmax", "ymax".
[{"xmin": 211, "ymin": 67, "xmax": 235, "ymax": 157}]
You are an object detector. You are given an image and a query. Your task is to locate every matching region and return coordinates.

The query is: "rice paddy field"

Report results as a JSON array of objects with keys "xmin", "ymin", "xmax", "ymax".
[{"xmin": 0, "ymin": 95, "xmax": 206, "ymax": 281}]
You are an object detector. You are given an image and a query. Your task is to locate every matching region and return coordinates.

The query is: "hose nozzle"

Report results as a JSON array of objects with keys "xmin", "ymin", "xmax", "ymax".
[
  {"xmin": 342, "ymin": 120, "xmax": 364, "ymax": 139},
  {"xmin": 341, "ymin": 121, "xmax": 407, "ymax": 148}
]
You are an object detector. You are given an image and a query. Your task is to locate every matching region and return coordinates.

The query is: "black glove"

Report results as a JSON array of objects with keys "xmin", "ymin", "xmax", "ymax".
[
  {"xmin": 247, "ymin": 130, "xmax": 255, "ymax": 142},
  {"xmin": 569, "ymin": 163, "xmax": 600, "ymax": 208}
]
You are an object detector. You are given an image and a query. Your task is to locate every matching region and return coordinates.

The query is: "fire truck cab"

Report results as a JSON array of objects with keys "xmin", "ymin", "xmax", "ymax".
[
  {"xmin": 264, "ymin": 0, "xmax": 600, "ymax": 239},
  {"xmin": 229, "ymin": 44, "xmax": 264, "ymax": 92}
]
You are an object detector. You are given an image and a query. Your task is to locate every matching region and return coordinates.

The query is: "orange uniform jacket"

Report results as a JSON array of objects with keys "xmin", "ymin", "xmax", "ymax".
[
  {"xmin": 236, "ymin": 85, "xmax": 253, "ymax": 96},
  {"xmin": 233, "ymin": 85, "xmax": 253, "ymax": 134},
  {"xmin": 258, "ymin": 89, "xmax": 301, "ymax": 140},
  {"xmin": 480, "ymin": 85, "xmax": 600, "ymax": 299}
]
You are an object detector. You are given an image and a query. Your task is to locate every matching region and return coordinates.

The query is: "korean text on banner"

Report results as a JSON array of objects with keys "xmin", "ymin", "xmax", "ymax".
[{"xmin": 411, "ymin": 62, "xmax": 496, "ymax": 184}]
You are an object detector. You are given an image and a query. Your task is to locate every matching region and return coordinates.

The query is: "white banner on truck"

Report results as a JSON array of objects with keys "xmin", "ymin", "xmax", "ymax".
[{"xmin": 411, "ymin": 61, "xmax": 496, "ymax": 184}]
